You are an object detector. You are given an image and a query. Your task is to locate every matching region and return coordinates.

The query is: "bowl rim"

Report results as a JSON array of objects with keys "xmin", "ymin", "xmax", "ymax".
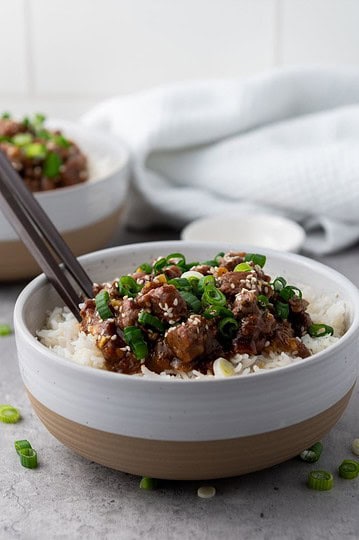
[{"xmin": 14, "ymin": 240, "xmax": 359, "ymax": 386}]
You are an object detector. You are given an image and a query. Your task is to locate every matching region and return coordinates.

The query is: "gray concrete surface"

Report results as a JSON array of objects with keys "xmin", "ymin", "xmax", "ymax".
[{"xmin": 0, "ymin": 227, "xmax": 358, "ymax": 540}]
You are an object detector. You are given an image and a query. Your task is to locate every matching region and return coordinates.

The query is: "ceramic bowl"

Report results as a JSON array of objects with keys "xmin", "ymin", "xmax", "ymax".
[
  {"xmin": 14, "ymin": 241, "xmax": 359, "ymax": 480},
  {"xmin": 181, "ymin": 214, "xmax": 306, "ymax": 252},
  {"xmin": 0, "ymin": 119, "xmax": 129, "ymax": 281}
]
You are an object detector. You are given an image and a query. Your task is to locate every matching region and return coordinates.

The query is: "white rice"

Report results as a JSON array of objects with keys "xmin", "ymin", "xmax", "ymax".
[{"xmin": 37, "ymin": 288, "xmax": 348, "ymax": 379}]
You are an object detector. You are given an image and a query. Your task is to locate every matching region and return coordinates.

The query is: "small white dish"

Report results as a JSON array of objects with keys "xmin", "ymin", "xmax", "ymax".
[{"xmin": 181, "ymin": 214, "xmax": 306, "ymax": 252}]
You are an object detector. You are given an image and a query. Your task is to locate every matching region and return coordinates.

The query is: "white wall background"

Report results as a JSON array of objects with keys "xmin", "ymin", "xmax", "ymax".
[{"xmin": 1, "ymin": 0, "xmax": 359, "ymax": 119}]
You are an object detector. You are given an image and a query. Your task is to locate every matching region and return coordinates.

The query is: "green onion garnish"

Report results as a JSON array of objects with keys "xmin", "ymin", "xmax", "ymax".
[
  {"xmin": 215, "ymin": 252, "xmax": 225, "ymax": 264},
  {"xmin": 0, "ymin": 405, "xmax": 21, "ymax": 424},
  {"xmin": 201, "ymin": 259, "xmax": 217, "ymax": 267},
  {"xmin": 299, "ymin": 442, "xmax": 323, "ymax": 463},
  {"xmin": 1, "ymin": 112, "xmax": 11, "ymax": 119},
  {"xmin": 272, "ymin": 277, "xmax": 287, "ymax": 292},
  {"xmin": 257, "ymin": 295, "xmax": 269, "ymax": 308},
  {"xmin": 218, "ymin": 317, "xmax": 239, "ymax": 339},
  {"xmin": 308, "ymin": 323, "xmax": 334, "ymax": 338},
  {"xmin": 307, "ymin": 470, "xmax": 333, "ymax": 491},
  {"xmin": 0, "ymin": 323, "xmax": 12, "ymax": 336},
  {"xmin": 19, "ymin": 447, "xmax": 38, "ymax": 469},
  {"xmin": 179, "ymin": 291, "xmax": 202, "ymax": 313},
  {"xmin": 279, "ymin": 286, "xmax": 302, "ymax": 301},
  {"xmin": 198, "ymin": 275, "xmax": 216, "ymax": 294},
  {"xmin": 202, "ymin": 285, "xmax": 227, "ymax": 307},
  {"xmin": 12, "ymin": 133, "xmax": 33, "ymax": 146},
  {"xmin": 52, "ymin": 133, "xmax": 71, "ymax": 148},
  {"xmin": 124, "ymin": 326, "xmax": 148, "ymax": 360},
  {"xmin": 23, "ymin": 142, "xmax": 47, "ymax": 159},
  {"xmin": 168, "ymin": 277, "xmax": 192, "ymax": 291},
  {"xmin": 138, "ymin": 311, "xmax": 165, "ymax": 333},
  {"xmin": 275, "ymin": 301, "xmax": 289, "ymax": 319},
  {"xmin": 203, "ymin": 305, "xmax": 233, "ymax": 319},
  {"xmin": 338, "ymin": 460, "xmax": 359, "ymax": 479},
  {"xmin": 152, "ymin": 257, "xmax": 167, "ymax": 275},
  {"xmin": 165, "ymin": 252, "xmax": 186, "ymax": 266},
  {"xmin": 244, "ymin": 253, "xmax": 266, "ymax": 268},
  {"xmin": 43, "ymin": 151, "xmax": 62, "ymax": 178},
  {"xmin": 118, "ymin": 276, "xmax": 141, "ymax": 298},
  {"xmin": 139, "ymin": 476, "xmax": 157, "ymax": 490},
  {"xmin": 234, "ymin": 262, "xmax": 252, "ymax": 273},
  {"xmin": 95, "ymin": 290, "xmax": 113, "ymax": 320},
  {"xmin": 15, "ymin": 440, "xmax": 32, "ymax": 455},
  {"xmin": 183, "ymin": 261, "xmax": 199, "ymax": 271},
  {"xmin": 139, "ymin": 263, "xmax": 152, "ymax": 273}
]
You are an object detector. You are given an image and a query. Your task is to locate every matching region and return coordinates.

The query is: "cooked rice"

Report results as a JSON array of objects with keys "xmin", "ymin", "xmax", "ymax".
[{"xmin": 37, "ymin": 288, "xmax": 347, "ymax": 379}]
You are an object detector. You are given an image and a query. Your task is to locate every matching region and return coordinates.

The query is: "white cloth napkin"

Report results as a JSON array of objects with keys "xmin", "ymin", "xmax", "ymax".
[{"xmin": 82, "ymin": 66, "xmax": 359, "ymax": 255}]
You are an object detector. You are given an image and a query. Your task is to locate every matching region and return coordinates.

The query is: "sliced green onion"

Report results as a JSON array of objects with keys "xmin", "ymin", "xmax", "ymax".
[
  {"xmin": 299, "ymin": 442, "xmax": 323, "ymax": 463},
  {"xmin": 43, "ymin": 151, "xmax": 62, "ymax": 178},
  {"xmin": 0, "ymin": 405, "xmax": 21, "ymax": 424},
  {"xmin": 257, "ymin": 295, "xmax": 269, "ymax": 308},
  {"xmin": 138, "ymin": 311, "xmax": 165, "ymax": 333},
  {"xmin": 308, "ymin": 323, "xmax": 334, "ymax": 338},
  {"xmin": 352, "ymin": 438, "xmax": 359, "ymax": 456},
  {"xmin": 244, "ymin": 253, "xmax": 266, "ymax": 268},
  {"xmin": 215, "ymin": 252, "xmax": 225, "ymax": 264},
  {"xmin": 124, "ymin": 326, "xmax": 148, "ymax": 360},
  {"xmin": 272, "ymin": 277, "xmax": 287, "ymax": 292},
  {"xmin": 36, "ymin": 129, "xmax": 51, "ymax": 140},
  {"xmin": 118, "ymin": 275, "xmax": 141, "ymax": 298},
  {"xmin": 338, "ymin": 460, "xmax": 359, "ymax": 479},
  {"xmin": 139, "ymin": 476, "xmax": 157, "ymax": 490},
  {"xmin": 138, "ymin": 262, "xmax": 152, "ymax": 273},
  {"xmin": 165, "ymin": 252, "xmax": 186, "ymax": 266},
  {"xmin": 183, "ymin": 261, "xmax": 199, "ymax": 271},
  {"xmin": 279, "ymin": 286, "xmax": 302, "ymax": 301},
  {"xmin": 95, "ymin": 290, "xmax": 113, "ymax": 320},
  {"xmin": 201, "ymin": 259, "xmax": 217, "ymax": 267},
  {"xmin": 52, "ymin": 133, "xmax": 71, "ymax": 148},
  {"xmin": 168, "ymin": 277, "xmax": 192, "ymax": 291},
  {"xmin": 307, "ymin": 470, "xmax": 333, "ymax": 491},
  {"xmin": 198, "ymin": 275, "xmax": 216, "ymax": 294},
  {"xmin": 179, "ymin": 291, "xmax": 202, "ymax": 313},
  {"xmin": 1, "ymin": 112, "xmax": 11, "ymax": 119},
  {"xmin": 275, "ymin": 301, "xmax": 289, "ymax": 320},
  {"xmin": 34, "ymin": 113, "xmax": 46, "ymax": 125},
  {"xmin": 15, "ymin": 440, "xmax": 32, "ymax": 455},
  {"xmin": 23, "ymin": 142, "xmax": 47, "ymax": 159},
  {"xmin": 152, "ymin": 257, "xmax": 167, "ymax": 275},
  {"xmin": 12, "ymin": 133, "xmax": 33, "ymax": 146},
  {"xmin": 19, "ymin": 447, "xmax": 38, "ymax": 469},
  {"xmin": 218, "ymin": 317, "xmax": 239, "ymax": 339},
  {"xmin": 234, "ymin": 262, "xmax": 252, "ymax": 273},
  {"xmin": 202, "ymin": 285, "xmax": 227, "ymax": 307},
  {"xmin": 0, "ymin": 323, "xmax": 12, "ymax": 336},
  {"xmin": 203, "ymin": 305, "xmax": 233, "ymax": 319}
]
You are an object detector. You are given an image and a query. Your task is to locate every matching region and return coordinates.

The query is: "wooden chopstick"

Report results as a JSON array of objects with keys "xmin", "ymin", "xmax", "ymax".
[{"xmin": 0, "ymin": 151, "xmax": 94, "ymax": 320}]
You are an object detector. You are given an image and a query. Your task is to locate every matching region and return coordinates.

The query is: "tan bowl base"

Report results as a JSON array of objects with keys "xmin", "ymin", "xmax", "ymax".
[
  {"xmin": 27, "ymin": 386, "xmax": 353, "ymax": 480},
  {"xmin": 0, "ymin": 207, "xmax": 123, "ymax": 282}
]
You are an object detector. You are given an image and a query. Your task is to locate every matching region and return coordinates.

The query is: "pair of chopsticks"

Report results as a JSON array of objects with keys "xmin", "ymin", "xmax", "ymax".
[{"xmin": 0, "ymin": 150, "xmax": 93, "ymax": 321}]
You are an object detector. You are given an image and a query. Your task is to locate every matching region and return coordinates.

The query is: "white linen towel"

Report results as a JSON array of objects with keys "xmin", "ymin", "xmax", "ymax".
[{"xmin": 82, "ymin": 66, "xmax": 359, "ymax": 254}]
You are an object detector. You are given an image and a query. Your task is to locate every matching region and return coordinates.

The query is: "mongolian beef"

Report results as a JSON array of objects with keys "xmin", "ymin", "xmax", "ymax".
[
  {"xmin": 72, "ymin": 251, "xmax": 338, "ymax": 376},
  {"xmin": 0, "ymin": 112, "xmax": 88, "ymax": 192}
]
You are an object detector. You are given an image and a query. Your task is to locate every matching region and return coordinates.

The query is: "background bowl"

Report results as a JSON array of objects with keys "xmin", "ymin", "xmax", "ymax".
[
  {"xmin": 0, "ymin": 119, "xmax": 129, "ymax": 281},
  {"xmin": 181, "ymin": 214, "xmax": 306, "ymax": 252},
  {"xmin": 14, "ymin": 241, "xmax": 359, "ymax": 480}
]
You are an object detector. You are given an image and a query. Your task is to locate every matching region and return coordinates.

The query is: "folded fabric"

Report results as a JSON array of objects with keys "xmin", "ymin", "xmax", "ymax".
[{"xmin": 82, "ymin": 66, "xmax": 359, "ymax": 255}]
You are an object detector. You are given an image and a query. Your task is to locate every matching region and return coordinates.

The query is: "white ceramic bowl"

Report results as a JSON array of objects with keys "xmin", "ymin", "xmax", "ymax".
[
  {"xmin": 14, "ymin": 241, "xmax": 359, "ymax": 480},
  {"xmin": 181, "ymin": 214, "xmax": 306, "ymax": 252},
  {"xmin": 0, "ymin": 119, "xmax": 129, "ymax": 281}
]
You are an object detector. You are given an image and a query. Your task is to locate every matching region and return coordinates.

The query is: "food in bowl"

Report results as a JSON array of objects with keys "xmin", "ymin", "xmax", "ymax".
[
  {"xmin": 0, "ymin": 112, "xmax": 88, "ymax": 191},
  {"xmin": 38, "ymin": 250, "xmax": 346, "ymax": 378},
  {"xmin": 14, "ymin": 242, "xmax": 359, "ymax": 479}
]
